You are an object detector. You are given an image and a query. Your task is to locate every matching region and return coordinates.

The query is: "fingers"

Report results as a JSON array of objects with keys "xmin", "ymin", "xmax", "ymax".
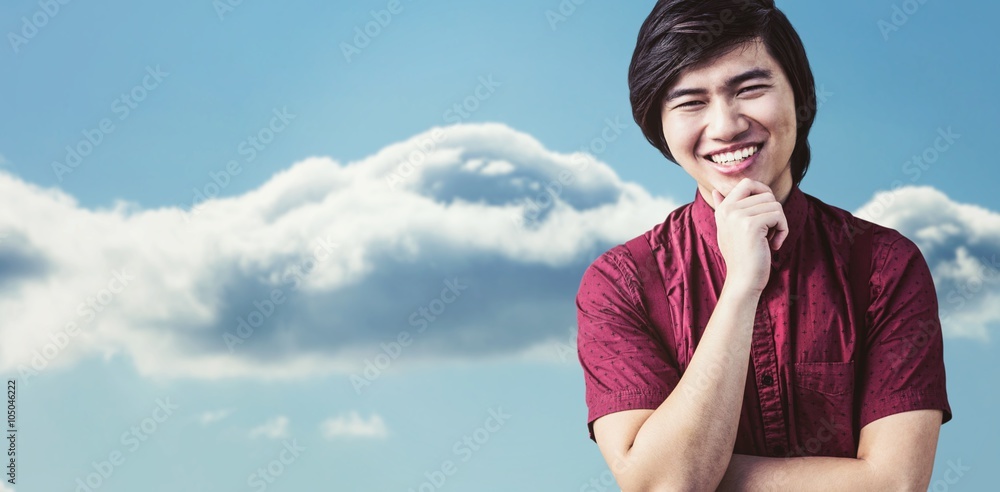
[
  {"xmin": 766, "ymin": 210, "xmax": 789, "ymax": 250},
  {"xmin": 748, "ymin": 207, "xmax": 789, "ymax": 251},
  {"xmin": 769, "ymin": 204, "xmax": 789, "ymax": 250},
  {"xmin": 737, "ymin": 201, "xmax": 789, "ymax": 251},
  {"xmin": 714, "ymin": 179, "xmax": 788, "ymax": 250},
  {"xmin": 717, "ymin": 178, "xmax": 774, "ymax": 206},
  {"xmin": 723, "ymin": 191, "xmax": 776, "ymax": 211}
]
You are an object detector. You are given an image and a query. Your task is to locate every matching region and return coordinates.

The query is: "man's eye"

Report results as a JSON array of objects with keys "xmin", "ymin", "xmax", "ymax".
[
  {"xmin": 739, "ymin": 85, "xmax": 769, "ymax": 94},
  {"xmin": 676, "ymin": 101, "xmax": 703, "ymax": 109}
]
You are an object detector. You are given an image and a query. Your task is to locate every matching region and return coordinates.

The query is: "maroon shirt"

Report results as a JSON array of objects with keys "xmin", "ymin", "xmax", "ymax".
[{"xmin": 576, "ymin": 185, "xmax": 952, "ymax": 458}]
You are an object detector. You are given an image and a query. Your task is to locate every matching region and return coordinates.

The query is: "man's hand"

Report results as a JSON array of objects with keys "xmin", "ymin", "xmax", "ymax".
[{"xmin": 711, "ymin": 178, "xmax": 789, "ymax": 294}]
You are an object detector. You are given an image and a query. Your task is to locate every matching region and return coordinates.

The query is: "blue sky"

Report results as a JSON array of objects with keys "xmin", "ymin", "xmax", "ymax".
[{"xmin": 0, "ymin": 1, "xmax": 997, "ymax": 490}]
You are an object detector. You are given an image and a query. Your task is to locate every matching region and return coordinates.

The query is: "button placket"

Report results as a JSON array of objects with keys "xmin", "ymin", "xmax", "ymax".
[{"xmin": 750, "ymin": 294, "xmax": 789, "ymax": 456}]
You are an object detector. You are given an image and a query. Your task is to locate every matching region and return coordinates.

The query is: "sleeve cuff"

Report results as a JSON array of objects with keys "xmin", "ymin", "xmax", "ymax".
[
  {"xmin": 587, "ymin": 390, "xmax": 669, "ymax": 442},
  {"xmin": 860, "ymin": 390, "xmax": 953, "ymax": 429}
]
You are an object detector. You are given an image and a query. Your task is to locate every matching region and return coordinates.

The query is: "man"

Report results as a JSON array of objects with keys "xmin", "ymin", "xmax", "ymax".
[{"xmin": 575, "ymin": 1, "xmax": 952, "ymax": 490}]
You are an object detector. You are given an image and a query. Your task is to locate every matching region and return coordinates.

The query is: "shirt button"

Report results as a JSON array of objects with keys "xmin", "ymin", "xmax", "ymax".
[
  {"xmin": 761, "ymin": 374, "xmax": 774, "ymax": 386},
  {"xmin": 773, "ymin": 445, "xmax": 785, "ymax": 456}
]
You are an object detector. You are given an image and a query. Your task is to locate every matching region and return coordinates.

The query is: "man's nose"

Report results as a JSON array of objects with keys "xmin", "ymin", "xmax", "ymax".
[{"xmin": 705, "ymin": 100, "xmax": 750, "ymax": 141}]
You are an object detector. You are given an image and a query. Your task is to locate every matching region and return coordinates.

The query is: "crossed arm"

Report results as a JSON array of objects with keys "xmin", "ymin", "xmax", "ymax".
[
  {"xmin": 597, "ymin": 407, "xmax": 941, "ymax": 491},
  {"xmin": 590, "ymin": 282, "xmax": 944, "ymax": 491},
  {"xmin": 717, "ymin": 409, "xmax": 942, "ymax": 491}
]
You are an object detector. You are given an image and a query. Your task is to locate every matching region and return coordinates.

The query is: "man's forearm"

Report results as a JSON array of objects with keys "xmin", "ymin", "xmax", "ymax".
[
  {"xmin": 717, "ymin": 453, "xmax": 885, "ymax": 491},
  {"xmin": 620, "ymin": 283, "xmax": 760, "ymax": 490},
  {"xmin": 718, "ymin": 410, "xmax": 945, "ymax": 492}
]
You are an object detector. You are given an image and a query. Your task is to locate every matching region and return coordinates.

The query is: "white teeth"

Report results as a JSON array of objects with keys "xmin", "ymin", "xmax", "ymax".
[{"xmin": 710, "ymin": 145, "xmax": 758, "ymax": 164}]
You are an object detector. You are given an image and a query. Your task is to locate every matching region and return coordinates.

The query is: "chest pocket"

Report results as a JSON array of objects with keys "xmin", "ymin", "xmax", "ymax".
[{"xmin": 790, "ymin": 361, "xmax": 857, "ymax": 458}]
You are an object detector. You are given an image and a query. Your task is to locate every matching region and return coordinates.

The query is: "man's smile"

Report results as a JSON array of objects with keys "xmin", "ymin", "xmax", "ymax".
[
  {"xmin": 703, "ymin": 142, "xmax": 764, "ymax": 175},
  {"xmin": 705, "ymin": 143, "xmax": 763, "ymax": 164}
]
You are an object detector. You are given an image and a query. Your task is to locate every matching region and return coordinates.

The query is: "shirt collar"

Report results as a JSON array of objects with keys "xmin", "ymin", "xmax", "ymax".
[{"xmin": 691, "ymin": 185, "xmax": 808, "ymax": 270}]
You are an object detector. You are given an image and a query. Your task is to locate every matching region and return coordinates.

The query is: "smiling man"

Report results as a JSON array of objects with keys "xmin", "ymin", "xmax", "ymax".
[{"xmin": 575, "ymin": 1, "xmax": 952, "ymax": 491}]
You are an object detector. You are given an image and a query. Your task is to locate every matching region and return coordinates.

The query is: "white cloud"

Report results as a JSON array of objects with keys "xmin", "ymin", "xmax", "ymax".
[
  {"xmin": 248, "ymin": 416, "xmax": 289, "ymax": 439},
  {"xmin": 2, "ymin": 123, "xmax": 993, "ymax": 384},
  {"xmin": 199, "ymin": 408, "xmax": 234, "ymax": 425},
  {"xmin": 0, "ymin": 122, "xmax": 676, "ymax": 381},
  {"xmin": 320, "ymin": 411, "xmax": 388, "ymax": 439},
  {"xmin": 856, "ymin": 186, "xmax": 1000, "ymax": 340},
  {"xmin": 479, "ymin": 159, "xmax": 516, "ymax": 176}
]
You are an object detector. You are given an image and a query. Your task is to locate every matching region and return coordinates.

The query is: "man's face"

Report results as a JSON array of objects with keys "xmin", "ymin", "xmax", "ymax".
[{"xmin": 660, "ymin": 38, "xmax": 798, "ymax": 205}]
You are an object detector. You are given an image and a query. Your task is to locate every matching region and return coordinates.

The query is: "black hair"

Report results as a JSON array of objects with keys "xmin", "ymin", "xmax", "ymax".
[{"xmin": 628, "ymin": 0, "xmax": 817, "ymax": 186}]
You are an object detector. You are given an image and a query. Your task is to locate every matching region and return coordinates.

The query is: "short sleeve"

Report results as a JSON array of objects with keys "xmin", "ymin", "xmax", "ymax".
[
  {"xmin": 858, "ymin": 234, "xmax": 953, "ymax": 429},
  {"xmin": 576, "ymin": 246, "xmax": 681, "ymax": 442}
]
